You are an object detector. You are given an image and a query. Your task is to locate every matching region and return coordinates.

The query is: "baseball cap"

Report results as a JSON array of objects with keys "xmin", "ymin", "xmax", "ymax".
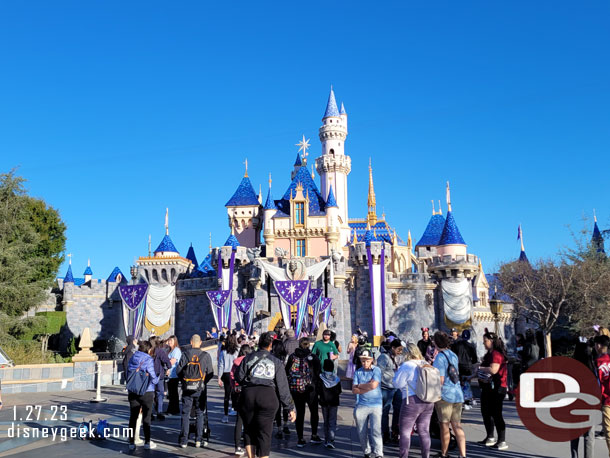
[{"xmin": 359, "ymin": 349, "xmax": 374, "ymax": 360}]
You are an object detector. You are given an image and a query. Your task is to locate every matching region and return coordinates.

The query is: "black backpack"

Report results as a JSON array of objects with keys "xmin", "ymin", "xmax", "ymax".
[
  {"xmin": 182, "ymin": 350, "xmax": 205, "ymax": 391},
  {"xmin": 453, "ymin": 341, "xmax": 474, "ymax": 376},
  {"xmin": 439, "ymin": 351, "xmax": 460, "ymax": 384}
]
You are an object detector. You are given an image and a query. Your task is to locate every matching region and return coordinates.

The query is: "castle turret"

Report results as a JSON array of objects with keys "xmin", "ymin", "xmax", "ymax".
[
  {"xmin": 592, "ymin": 211, "xmax": 605, "ymax": 254},
  {"xmin": 225, "ymin": 161, "xmax": 263, "ymax": 248},
  {"xmin": 436, "ymin": 182, "xmax": 467, "ymax": 257},
  {"xmin": 325, "ymin": 185, "xmax": 340, "ymax": 250},
  {"xmin": 83, "ymin": 259, "xmax": 93, "ymax": 283},
  {"xmin": 316, "ymin": 87, "xmax": 351, "ymax": 246},
  {"xmin": 263, "ymin": 174, "xmax": 278, "ymax": 252},
  {"xmin": 416, "ymin": 201, "xmax": 446, "ymax": 257}
]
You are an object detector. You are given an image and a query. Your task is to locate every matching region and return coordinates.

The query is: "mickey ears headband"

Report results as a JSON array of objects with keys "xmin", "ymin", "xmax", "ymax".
[{"xmin": 421, "ymin": 327, "xmax": 429, "ymax": 333}]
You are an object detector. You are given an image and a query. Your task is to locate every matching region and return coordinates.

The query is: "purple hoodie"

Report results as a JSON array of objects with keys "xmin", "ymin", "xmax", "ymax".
[{"xmin": 127, "ymin": 351, "xmax": 160, "ymax": 393}]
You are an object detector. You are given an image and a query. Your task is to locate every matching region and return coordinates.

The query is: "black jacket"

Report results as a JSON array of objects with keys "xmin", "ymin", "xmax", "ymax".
[
  {"xmin": 176, "ymin": 347, "xmax": 214, "ymax": 391},
  {"xmin": 317, "ymin": 376, "xmax": 342, "ymax": 406},
  {"xmin": 451, "ymin": 339, "xmax": 478, "ymax": 376},
  {"xmin": 153, "ymin": 347, "xmax": 172, "ymax": 377},
  {"xmin": 236, "ymin": 349, "xmax": 294, "ymax": 409}
]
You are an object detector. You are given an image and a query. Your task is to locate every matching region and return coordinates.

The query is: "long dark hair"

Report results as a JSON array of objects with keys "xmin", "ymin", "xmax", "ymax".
[
  {"xmin": 272, "ymin": 338, "xmax": 287, "ymax": 359},
  {"xmin": 225, "ymin": 334, "xmax": 239, "ymax": 355},
  {"xmin": 239, "ymin": 344, "xmax": 252, "ymax": 358},
  {"xmin": 483, "ymin": 332, "xmax": 507, "ymax": 358}
]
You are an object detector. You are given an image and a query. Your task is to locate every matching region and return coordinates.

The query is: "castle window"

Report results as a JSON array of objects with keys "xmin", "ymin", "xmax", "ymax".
[
  {"xmin": 152, "ymin": 269, "xmax": 159, "ymax": 282},
  {"xmin": 295, "ymin": 203, "xmax": 304, "ymax": 225},
  {"xmin": 329, "ymin": 149, "xmax": 335, "ymax": 156},
  {"xmin": 171, "ymin": 268, "xmax": 177, "ymax": 282},
  {"xmin": 296, "ymin": 239, "xmax": 306, "ymax": 257},
  {"xmin": 161, "ymin": 269, "xmax": 168, "ymax": 282}
]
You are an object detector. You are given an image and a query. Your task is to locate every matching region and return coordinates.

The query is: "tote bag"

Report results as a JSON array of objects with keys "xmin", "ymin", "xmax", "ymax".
[{"xmin": 127, "ymin": 361, "xmax": 150, "ymax": 396}]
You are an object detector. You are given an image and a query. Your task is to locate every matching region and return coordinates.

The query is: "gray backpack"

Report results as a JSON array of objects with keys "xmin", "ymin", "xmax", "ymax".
[{"xmin": 415, "ymin": 362, "xmax": 442, "ymax": 403}]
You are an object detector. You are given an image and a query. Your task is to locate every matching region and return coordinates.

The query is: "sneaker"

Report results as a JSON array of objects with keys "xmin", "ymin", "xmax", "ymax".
[
  {"xmin": 180, "ymin": 443, "xmax": 187, "ymax": 448},
  {"xmin": 492, "ymin": 441, "xmax": 508, "ymax": 450},
  {"xmin": 157, "ymin": 414, "xmax": 166, "ymax": 421},
  {"xmin": 235, "ymin": 447, "xmax": 245, "ymax": 456},
  {"xmin": 144, "ymin": 441, "xmax": 157, "ymax": 450},
  {"xmin": 297, "ymin": 439, "xmax": 307, "ymax": 447},
  {"xmin": 326, "ymin": 441, "xmax": 336, "ymax": 449},
  {"xmin": 275, "ymin": 430, "xmax": 283, "ymax": 439},
  {"xmin": 463, "ymin": 404, "xmax": 472, "ymax": 410},
  {"xmin": 134, "ymin": 438, "xmax": 144, "ymax": 446},
  {"xmin": 229, "ymin": 409, "xmax": 238, "ymax": 416},
  {"xmin": 283, "ymin": 426, "xmax": 290, "ymax": 434},
  {"xmin": 363, "ymin": 454, "xmax": 371, "ymax": 458},
  {"xmin": 311, "ymin": 435, "xmax": 323, "ymax": 444},
  {"xmin": 477, "ymin": 437, "xmax": 496, "ymax": 446},
  {"xmin": 222, "ymin": 415, "xmax": 229, "ymax": 423},
  {"xmin": 196, "ymin": 441, "xmax": 201, "ymax": 448},
  {"xmin": 128, "ymin": 443, "xmax": 136, "ymax": 450},
  {"xmin": 201, "ymin": 440, "xmax": 208, "ymax": 447}
]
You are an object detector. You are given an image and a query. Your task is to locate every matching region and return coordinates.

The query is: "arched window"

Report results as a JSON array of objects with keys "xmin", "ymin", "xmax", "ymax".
[
  {"xmin": 161, "ymin": 269, "xmax": 168, "ymax": 282},
  {"xmin": 171, "ymin": 268, "xmax": 177, "ymax": 282},
  {"xmin": 144, "ymin": 270, "xmax": 150, "ymax": 281},
  {"xmin": 152, "ymin": 269, "xmax": 159, "ymax": 282},
  {"xmin": 329, "ymin": 148, "xmax": 335, "ymax": 156}
]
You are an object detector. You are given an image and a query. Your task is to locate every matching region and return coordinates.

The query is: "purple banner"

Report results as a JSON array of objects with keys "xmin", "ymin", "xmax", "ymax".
[
  {"xmin": 307, "ymin": 289, "xmax": 322, "ymax": 306},
  {"xmin": 320, "ymin": 297, "xmax": 332, "ymax": 325},
  {"xmin": 235, "ymin": 298, "xmax": 255, "ymax": 335},
  {"xmin": 275, "ymin": 280, "xmax": 309, "ymax": 306},
  {"xmin": 119, "ymin": 284, "xmax": 148, "ymax": 310},
  {"xmin": 206, "ymin": 289, "xmax": 232, "ymax": 329},
  {"xmin": 308, "ymin": 289, "xmax": 323, "ymax": 333}
]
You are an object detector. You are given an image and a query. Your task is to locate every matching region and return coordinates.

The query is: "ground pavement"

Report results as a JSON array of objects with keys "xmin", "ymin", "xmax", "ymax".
[{"xmin": 0, "ymin": 383, "xmax": 605, "ymax": 457}]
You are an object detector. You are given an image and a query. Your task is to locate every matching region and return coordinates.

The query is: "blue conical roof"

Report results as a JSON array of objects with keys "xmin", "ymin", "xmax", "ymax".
[
  {"xmin": 225, "ymin": 176, "xmax": 260, "ymax": 207},
  {"xmin": 593, "ymin": 221, "xmax": 605, "ymax": 254},
  {"xmin": 264, "ymin": 187, "xmax": 277, "ymax": 210},
  {"xmin": 224, "ymin": 234, "xmax": 240, "ymax": 250},
  {"xmin": 154, "ymin": 234, "xmax": 179, "ymax": 254},
  {"xmin": 83, "ymin": 265, "xmax": 92, "ymax": 276},
  {"xmin": 323, "ymin": 87, "xmax": 340, "ymax": 118},
  {"xmin": 186, "ymin": 244, "xmax": 199, "ymax": 268},
  {"xmin": 340, "ymin": 102, "xmax": 346, "ymax": 115},
  {"xmin": 191, "ymin": 253, "xmax": 215, "ymax": 278},
  {"xmin": 519, "ymin": 250, "xmax": 529, "ymax": 263},
  {"xmin": 294, "ymin": 153, "xmax": 302, "ymax": 166},
  {"xmin": 326, "ymin": 186, "xmax": 338, "ymax": 208},
  {"xmin": 416, "ymin": 214, "xmax": 446, "ymax": 247},
  {"xmin": 439, "ymin": 211, "xmax": 466, "ymax": 245},
  {"xmin": 64, "ymin": 265, "xmax": 74, "ymax": 283},
  {"xmin": 107, "ymin": 267, "xmax": 126, "ymax": 282}
]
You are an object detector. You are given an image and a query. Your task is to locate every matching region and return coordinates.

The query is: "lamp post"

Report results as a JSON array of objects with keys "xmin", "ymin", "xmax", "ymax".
[
  {"xmin": 489, "ymin": 298, "xmax": 504, "ymax": 335},
  {"xmin": 330, "ymin": 308, "xmax": 337, "ymax": 329}
]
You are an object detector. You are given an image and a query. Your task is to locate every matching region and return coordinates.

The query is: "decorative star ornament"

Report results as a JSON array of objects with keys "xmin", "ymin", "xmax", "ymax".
[{"xmin": 296, "ymin": 135, "xmax": 310, "ymax": 161}]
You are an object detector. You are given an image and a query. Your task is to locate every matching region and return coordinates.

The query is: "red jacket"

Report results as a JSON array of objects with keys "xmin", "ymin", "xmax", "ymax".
[{"xmin": 597, "ymin": 353, "xmax": 610, "ymax": 405}]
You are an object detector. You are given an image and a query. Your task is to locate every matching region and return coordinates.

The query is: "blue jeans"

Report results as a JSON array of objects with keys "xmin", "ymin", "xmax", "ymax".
[
  {"xmin": 154, "ymin": 377, "xmax": 165, "ymax": 414},
  {"xmin": 354, "ymin": 404, "xmax": 383, "ymax": 456},
  {"xmin": 382, "ymin": 388, "xmax": 397, "ymax": 437}
]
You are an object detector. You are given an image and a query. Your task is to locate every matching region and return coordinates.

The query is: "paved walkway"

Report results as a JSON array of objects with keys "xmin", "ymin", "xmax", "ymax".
[{"xmin": 0, "ymin": 384, "xmax": 605, "ymax": 457}]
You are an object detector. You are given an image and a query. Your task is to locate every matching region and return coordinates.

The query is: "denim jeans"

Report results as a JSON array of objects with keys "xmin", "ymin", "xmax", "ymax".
[
  {"xmin": 321, "ymin": 405, "xmax": 338, "ymax": 442},
  {"xmin": 354, "ymin": 404, "xmax": 383, "ymax": 456},
  {"xmin": 381, "ymin": 388, "xmax": 397, "ymax": 437}
]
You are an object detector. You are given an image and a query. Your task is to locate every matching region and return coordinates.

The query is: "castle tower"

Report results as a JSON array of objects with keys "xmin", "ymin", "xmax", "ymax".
[
  {"xmin": 415, "ymin": 201, "xmax": 446, "ymax": 257},
  {"xmin": 225, "ymin": 161, "xmax": 263, "ymax": 248},
  {"xmin": 518, "ymin": 224, "xmax": 529, "ymax": 262},
  {"xmin": 83, "ymin": 259, "xmax": 93, "ymax": 283},
  {"xmin": 325, "ymin": 185, "xmax": 340, "ymax": 250},
  {"xmin": 263, "ymin": 174, "xmax": 278, "ymax": 252},
  {"xmin": 436, "ymin": 182, "xmax": 467, "ymax": 257},
  {"xmin": 592, "ymin": 211, "xmax": 606, "ymax": 254},
  {"xmin": 315, "ymin": 87, "xmax": 352, "ymax": 246}
]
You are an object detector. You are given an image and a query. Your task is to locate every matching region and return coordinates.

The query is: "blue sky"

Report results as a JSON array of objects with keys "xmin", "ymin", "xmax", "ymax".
[{"xmin": 1, "ymin": 1, "xmax": 609, "ymax": 279}]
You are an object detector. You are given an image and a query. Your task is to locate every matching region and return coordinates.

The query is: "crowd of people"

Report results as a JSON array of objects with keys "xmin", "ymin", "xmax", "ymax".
[{"xmin": 121, "ymin": 323, "xmax": 556, "ymax": 458}]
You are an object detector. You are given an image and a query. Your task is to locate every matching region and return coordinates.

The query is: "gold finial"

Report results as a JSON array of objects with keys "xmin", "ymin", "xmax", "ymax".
[
  {"xmin": 67, "ymin": 253, "xmax": 72, "ymax": 265},
  {"xmin": 382, "ymin": 207, "xmax": 386, "ymax": 220},
  {"xmin": 243, "ymin": 158, "xmax": 248, "ymax": 177},
  {"xmin": 209, "ymin": 232, "xmax": 212, "ymax": 253},
  {"xmin": 268, "ymin": 173, "xmax": 272, "ymax": 188},
  {"xmin": 408, "ymin": 230, "xmax": 412, "ymax": 247},
  {"xmin": 311, "ymin": 164, "xmax": 315, "ymax": 179},
  {"xmin": 431, "ymin": 200, "xmax": 436, "ymax": 215},
  {"xmin": 165, "ymin": 208, "xmax": 169, "ymax": 235},
  {"xmin": 353, "ymin": 227, "xmax": 358, "ymax": 243},
  {"xmin": 520, "ymin": 224, "xmax": 525, "ymax": 252},
  {"xmin": 478, "ymin": 258, "xmax": 482, "ymax": 271},
  {"xmin": 87, "ymin": 258, "xmax": 90, "ymax": 267},
  {"xmin": 438, "ymin": 200, "xmax": 442, "ymax": 215},
  {"xmin": 594, "ymin": 208, "xmax": 598, "ymax": 223},
  {"xmin": 367, "ymin": 158, "xmax": 377, "ymax": 226},
  {"xmin": 446, "ymin": 181, "xmax": 452, "ymax": 212},
  {"xmin": 148, "ymin": 235, "xmax": 151, "ymax": 257}
]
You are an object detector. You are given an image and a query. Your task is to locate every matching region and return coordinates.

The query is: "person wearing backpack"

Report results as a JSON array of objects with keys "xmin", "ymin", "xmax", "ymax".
[
  {"xmin": 236, "ymin": 331, "xmax": 296, "ymax": 458},
  {"xmin": 393, "ymin": 342, "xmax": 440, "ymax": 458},
  {"xmin": 377, "ymin": 338, "xmax": 403, "ymax": 443},
  {"xmin": 219, "ymin": 334, "xmax": 240, "ymax": 423},
  {"xmin": 176, "ymin": 334, "xmax": 214, "ymax": 449},
  {"xmin": 231, "ymin": 344, "xmax": 253, "ymax": 456},
  {"xmin": 352, "ymin": 349, "xmax": 383, "ymax": 458},
  {"xmin": 317, "ymin": 358, "xmax": 342, "ymax": 449},
  {"xmin": 450, "ymin": 330, "xmax": 478, "ymax": 410},
  {"xmin": 286, "ymin": 337, "xmax": 323, "ymax": 447},
  {"xmin": 476, "ymin": 331, "xmax": 508, "ymax": 451},
  {"xmin": 126, "ymin": 340, "xmax": 160, "ymax": 451},
  {"xmin": 432, "ymin": 331, "xmax": 466, "ymax": 458}
]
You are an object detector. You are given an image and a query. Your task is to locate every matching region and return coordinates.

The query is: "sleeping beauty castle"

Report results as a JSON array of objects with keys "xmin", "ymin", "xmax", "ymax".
[{"xmin": 56, "ymin": 88, "xmax": 517, "ymax": 355}]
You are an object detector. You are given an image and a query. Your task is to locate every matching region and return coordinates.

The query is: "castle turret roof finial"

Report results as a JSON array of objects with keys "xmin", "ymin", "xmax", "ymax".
[
  {"xmin": 323, "ymin": 85, "xmax": 340, "ymax": 118},
  {"xmin": 165, "ymin": 207, "xmax": 169, "ymax": 235},
  {"xmin": 264, "ymin": 173, "xmax": 277, "ymax": 210},
  {"xmin": 438, "ymin": 200, "xmax": 442, "ymax": 215},
  {"xmin": 431, "ymin": 199, "xmax": 436, "ymax": 215},
  {"xmin": 446, "ymin": 181, "xmax": 452, "ymax": 213}
]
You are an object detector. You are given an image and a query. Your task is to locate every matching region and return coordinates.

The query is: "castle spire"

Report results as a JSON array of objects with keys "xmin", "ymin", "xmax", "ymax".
[
  {"xmin": 438, "ymin": 200, "xmax": 442, "ymax": 215},
  {"xmin": 431, "ymin": 200, "xmax": 436, "ymax": 215},
  {"xmin": 367, "ymin": 158, "xmax": 377, "ymax": 226},
  {"xmin": 323, "ymin": 85, "xmax": 340, "ymax": 118},
  {"xmin": 446, "ymin": 181, "xmax": 452, "ymax": 212},
  {"xmin": 243, "ymin": 158, "xmax": 249, "ymax": 177},
  {"xmin": 165, "ymin": 208, "xmax": 169, "ymax": 235}
]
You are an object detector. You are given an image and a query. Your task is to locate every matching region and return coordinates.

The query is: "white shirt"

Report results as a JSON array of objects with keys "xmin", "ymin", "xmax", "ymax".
[{"xmin": 393, "ymin": 359, "xmax": 424, "ymax": 398}]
